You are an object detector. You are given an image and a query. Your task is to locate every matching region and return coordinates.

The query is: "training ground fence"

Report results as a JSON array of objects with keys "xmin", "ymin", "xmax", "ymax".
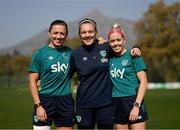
[
  {"xmin": 0, "ymin": 75, "xmax": 28, "ymax": 88},
  {"xmin": 0, "ymin": 75, "xmax": 180, "ymax": 90}
]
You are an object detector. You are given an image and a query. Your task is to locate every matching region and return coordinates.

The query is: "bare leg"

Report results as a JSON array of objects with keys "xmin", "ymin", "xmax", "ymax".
[
  {"xmin": 56, "ymin": 127, "xmax": 72, "ymax": 130},
  {"xmin": 116, "ymin": 124, "xmax": 129, "ymax": 130},
  {"xmin": 130, "ymin": 121, "xmax": 146, "ymax": 130}
]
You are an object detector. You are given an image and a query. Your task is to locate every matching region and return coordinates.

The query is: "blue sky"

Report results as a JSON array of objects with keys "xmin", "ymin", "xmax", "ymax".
[{"xmin": 0, "ymin": 0, "xmax": 179, "ymax": 49}]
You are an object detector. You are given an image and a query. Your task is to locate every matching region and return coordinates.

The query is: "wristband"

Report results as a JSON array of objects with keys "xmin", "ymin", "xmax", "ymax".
[{"xmin": 34, "ymin": 103, "xmax": 42, "ymax": 109}]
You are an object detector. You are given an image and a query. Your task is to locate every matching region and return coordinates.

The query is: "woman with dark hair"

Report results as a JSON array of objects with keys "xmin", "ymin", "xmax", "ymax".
[{"xmin": 28, "ymin": 20, "xmax": 74, "ymax": 130}]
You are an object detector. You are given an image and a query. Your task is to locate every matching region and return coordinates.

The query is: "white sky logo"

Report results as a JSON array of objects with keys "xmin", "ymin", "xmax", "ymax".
[
  {"xmin": 110, "ymin": 68, "xmax": 125, "ymax": 79},
  {"xmin": 51, "ymin": 62, "xmax": 68, "ymax": 73}
]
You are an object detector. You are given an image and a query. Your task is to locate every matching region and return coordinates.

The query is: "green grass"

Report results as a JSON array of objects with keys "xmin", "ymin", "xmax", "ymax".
[
  {"xmin": 0, "ymin": 86, "xmax": 33, "ymax": 129},
  {"xmin": 145, "ymin": 89, "xmax": 180, "ymax": 129},
  {"xmin": 0, "ymin": 86, "xmax": 180, "ymax": 129}
]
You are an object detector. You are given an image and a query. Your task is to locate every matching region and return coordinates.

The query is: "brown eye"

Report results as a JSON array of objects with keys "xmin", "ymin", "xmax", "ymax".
[
  {"xmin": 52, "ymin": 32, "xmax": 58, "ymax": 34},
  {"xmin": 60, "ymin": 32, "xmax": 66, "ymax": 36},
  {"xmin": 110, "ymin": 39, "xmax": 115, "ymax": 43},
  {"xmin": 81, "ymin": 31, "xmax": 86, "ymax": 34},
  {"xmin": 116, "ymin": 38, "xmax": 122, "ymax": 42},
  {"xmin": 89, "ymin": 30, "xmax": 95, "ymax": 34}
]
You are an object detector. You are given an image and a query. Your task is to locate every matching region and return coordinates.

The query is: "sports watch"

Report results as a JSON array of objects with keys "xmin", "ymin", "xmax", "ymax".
[
  {"xmin": 34, "ymin": 103, "xmax": 42, "ymax": 109},
  {"xmin": 134, "ymin": 102, "xmax": 141, "ymax": 108}
]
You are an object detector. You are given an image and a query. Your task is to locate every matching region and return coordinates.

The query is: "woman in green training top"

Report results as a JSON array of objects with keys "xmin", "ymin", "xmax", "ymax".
[{"xmin": 108, "ymin": 24, "xmax": 149, "ymax": 130}]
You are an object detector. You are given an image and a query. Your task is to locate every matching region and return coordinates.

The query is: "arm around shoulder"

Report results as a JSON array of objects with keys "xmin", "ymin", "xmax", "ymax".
[{"xmin": 131, "ymin": 45, "xmax": 141, "ymax": 57}]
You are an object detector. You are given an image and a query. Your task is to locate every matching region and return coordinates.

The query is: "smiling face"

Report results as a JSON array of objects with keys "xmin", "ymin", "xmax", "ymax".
[
  {"xmin": 79, "ymin": 22, "xmax": 97, "ymax": 46},
  {"xmin": 48, "ymin": 24, "xmax": 67, "ymax": 48},
  {"xmin": 109, "ymin": 32, "xmax": 126, "ymax": 55}
]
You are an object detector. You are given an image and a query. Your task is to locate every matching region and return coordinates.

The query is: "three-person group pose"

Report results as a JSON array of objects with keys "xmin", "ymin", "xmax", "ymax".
[{"xmin": 28, "ymin": 18, "xmax": 148, "ymax": 130}]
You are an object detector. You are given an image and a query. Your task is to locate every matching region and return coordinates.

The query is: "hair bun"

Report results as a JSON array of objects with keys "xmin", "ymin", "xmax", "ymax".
[{"xmin": 112, "ymin": 23, "xmax": 120, "ymax": 29}]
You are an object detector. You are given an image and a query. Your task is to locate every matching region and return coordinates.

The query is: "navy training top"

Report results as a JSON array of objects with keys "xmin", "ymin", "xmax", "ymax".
[{"xmin": 70, "ymin": 42, "xmax": 113, "ymax": 108}]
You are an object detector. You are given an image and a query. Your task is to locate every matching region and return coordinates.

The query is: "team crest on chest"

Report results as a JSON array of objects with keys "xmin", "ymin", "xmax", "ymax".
[
  {"xmin": 100, "ymin": 50, "xmax": 106, "ymax": 58},
  {"xmin": 100, "ymin": 50, "xmax": 108, "ymax": 63},
  {"xmin": 63, "ymin": 52, "xmax": 68, "ymax": 60},
  {"xmin": 121, "ymin": 59, "xmax": 128, "ymax": 66}
]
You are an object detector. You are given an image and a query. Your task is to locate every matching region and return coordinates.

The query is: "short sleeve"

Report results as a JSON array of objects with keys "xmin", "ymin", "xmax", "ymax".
[
  {"xmin": 28, "ymin": 51, "xmax": 41, "ymax": 73},
  {"xmin": 132, "ymin": 56, "xmax": 147, "ymax": 73}
]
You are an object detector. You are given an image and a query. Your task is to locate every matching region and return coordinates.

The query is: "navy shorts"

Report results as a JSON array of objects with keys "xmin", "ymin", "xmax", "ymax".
[
  {"xmin": 32, "ymin": 94, "xmax": 75, "ymax": 127},
  {"xmin": 113, "ymin": 96, "xmax": 148, "ymax": 124},
  {"xmin": 75, "ymin": 104, "xmax": 114, "ymax": 127}
]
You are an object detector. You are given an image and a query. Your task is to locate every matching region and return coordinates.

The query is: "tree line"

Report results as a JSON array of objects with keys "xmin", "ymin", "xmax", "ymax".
[{"xmin": 135, "ymin": 0, "xmax": 180, "ymax": 82}]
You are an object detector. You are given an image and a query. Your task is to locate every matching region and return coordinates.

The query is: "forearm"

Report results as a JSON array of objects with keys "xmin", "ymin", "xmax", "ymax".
[
  {"xmin": 29, "ymin": 73, "xmax": 40, "ymax": 104},
  {"xmin": 136, "ymin": 80, "xmax": 148, "ymax": 103},
  {"xmin": 29, "ymin": 84, "xmax": 40, "ymax": 104},
  {"xmin": 136, "ymin": 71, "xmax": 148, "ymax": 104}
]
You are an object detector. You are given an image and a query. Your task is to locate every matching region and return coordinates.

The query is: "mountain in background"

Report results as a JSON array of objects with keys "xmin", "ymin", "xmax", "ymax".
[{"xmin": 0, "ymin": 9, "xmax": 138, "ymax": 55}]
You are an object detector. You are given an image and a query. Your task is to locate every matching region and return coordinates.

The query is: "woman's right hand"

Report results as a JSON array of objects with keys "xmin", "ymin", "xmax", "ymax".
[
  {"xmin": 36, "ymin": 80, "xmax": 41, "ymax": 88},
  {"xmin": 36, "ymin": 106, "xmax": 47, "ymax": 122}
]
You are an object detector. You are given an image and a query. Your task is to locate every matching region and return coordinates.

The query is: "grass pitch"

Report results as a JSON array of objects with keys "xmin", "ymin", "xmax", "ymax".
[{"xmin": 0, "ymin": 86, "xmax": 180, "ymax": 129}]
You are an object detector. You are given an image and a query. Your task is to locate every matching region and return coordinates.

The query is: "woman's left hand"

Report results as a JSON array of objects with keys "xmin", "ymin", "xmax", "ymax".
[{"xmin": 129, "ymin": 106, "xmax": 140, "ymax": 121}]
